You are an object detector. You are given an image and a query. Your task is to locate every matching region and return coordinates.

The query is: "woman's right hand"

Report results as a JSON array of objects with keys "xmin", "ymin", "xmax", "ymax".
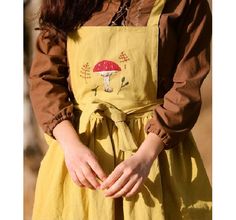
[
  {"xmin": 52, "ymin": 120, "xmax": 107, "ymax": 190},
  {"xmin": 63, "ymin": 142, "xmax": 107, "ymax": 190}
]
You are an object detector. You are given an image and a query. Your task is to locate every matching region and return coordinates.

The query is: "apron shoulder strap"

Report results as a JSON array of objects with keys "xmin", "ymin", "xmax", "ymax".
[{"xmin": 147, "ymin": 0, "xmax": 166, "ymax": 26}]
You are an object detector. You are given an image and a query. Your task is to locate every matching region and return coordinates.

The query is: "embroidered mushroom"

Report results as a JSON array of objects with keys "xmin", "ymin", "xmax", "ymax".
[{"xmin": 93, "ymin": 60, "xmax": 121, "ymax": 92}]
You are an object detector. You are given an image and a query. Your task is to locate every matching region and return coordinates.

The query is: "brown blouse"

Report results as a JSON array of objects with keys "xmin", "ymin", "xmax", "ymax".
[{"xmin": 28, "ymin": 0, "xmax": 212, "ymax": 149}]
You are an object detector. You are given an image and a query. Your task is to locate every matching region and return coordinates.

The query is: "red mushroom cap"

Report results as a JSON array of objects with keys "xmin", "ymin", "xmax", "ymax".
[{"xmin": 93, "ymin": 60, "xmax": 121, "ymax": 72}]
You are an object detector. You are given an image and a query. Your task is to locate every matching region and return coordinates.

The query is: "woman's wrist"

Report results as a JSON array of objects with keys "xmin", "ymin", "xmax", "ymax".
[
  {"xmin": 135, "ymin": 132, "xmax": 165, "ymax": 163},
  {"xmin": 53, "ymin": 120, "xmax": 85, "ymax": 152}
]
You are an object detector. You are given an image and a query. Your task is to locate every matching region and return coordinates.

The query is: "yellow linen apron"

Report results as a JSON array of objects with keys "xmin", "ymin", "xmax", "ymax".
[{"xmin": 32, "ymin": 0, "xmax": 212, "ymax": 219}]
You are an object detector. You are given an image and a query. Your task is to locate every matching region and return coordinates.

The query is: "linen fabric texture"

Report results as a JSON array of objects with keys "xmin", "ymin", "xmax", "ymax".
[{"xmin": 30, "ymin": 0, "xmax": 212, "ymax": 219}]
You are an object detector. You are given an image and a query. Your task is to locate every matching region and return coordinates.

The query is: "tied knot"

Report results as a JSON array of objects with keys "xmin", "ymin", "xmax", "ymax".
[
  {"xmin": 78, "ymin": 100, "xmax": 138, "ymax": 153},
  {"xmin": 103, "ymin": 106, "xmax": 127, "ymax": 124}
]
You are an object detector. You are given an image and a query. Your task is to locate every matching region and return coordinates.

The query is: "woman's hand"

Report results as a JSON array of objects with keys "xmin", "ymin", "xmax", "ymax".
[
  {"xmin": 100, "ymin": 132, "xmax": 165, "ymax": 198},
  {"xmin": 53, "ymin": 120, "xmax": 107, "ymax": 190},
  {"xmin": 100, "ymin": 153, "xmax": 152, "ymax": 198},
  {"xmin": 63, "ymin": 143, "xmax": 107, "ymax": 189}
]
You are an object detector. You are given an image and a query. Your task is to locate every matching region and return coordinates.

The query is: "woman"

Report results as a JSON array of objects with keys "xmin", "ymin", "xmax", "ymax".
[{"xmin": 29, "ymin": 0, "xmax": 212, "ymax": 219}]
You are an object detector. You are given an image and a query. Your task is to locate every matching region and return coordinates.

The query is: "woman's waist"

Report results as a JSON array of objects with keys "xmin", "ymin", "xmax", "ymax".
[
  {"xmin": 73, "ymin": 100, "xmax": 166, "ymax": 154},
  {"xmin": 73, "ymin": 98, "xmax": 163, "ymax": 115},
  {"xmin": 72, "ymin": 98, "xmax": 163, "ymax": 130},
  {"xmin": 73, "ymin": 98, "xmax": 163, "ymax": 112},
  {"xmin": 85, "ymin": 107, "xmax": 155, "ymax": 122}
]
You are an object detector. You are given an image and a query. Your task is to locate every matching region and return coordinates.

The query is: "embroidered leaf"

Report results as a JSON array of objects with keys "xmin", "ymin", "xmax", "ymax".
[
  {"xmin": 119, "ymin": 51, "xmax": 130, "ymax": 62},
  {"xmin": 80, "ymin": 62, "xmax": 91, "ymax": 83},
  {"xmin": 117, "ymin": 78, "xmax": 129, "ymax": 95},
  {"xmin": 119, "ymin": 51, "xmax": 130, "ymax": 70}
]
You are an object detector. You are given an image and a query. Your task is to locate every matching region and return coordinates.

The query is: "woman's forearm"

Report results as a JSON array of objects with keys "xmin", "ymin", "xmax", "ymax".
[{"xmin": 136, "ymin": 132, "xmax": 165, "ymax": 162}]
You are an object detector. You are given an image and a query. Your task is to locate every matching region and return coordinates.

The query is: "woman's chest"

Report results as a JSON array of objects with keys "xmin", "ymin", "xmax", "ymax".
[
  {"xmin": 83, "ymin": 0, "xmax": 156, "ymax": 26},
  {"xmin": 74, "ymin": 0, "xmax": 187, "ymax": 98}
]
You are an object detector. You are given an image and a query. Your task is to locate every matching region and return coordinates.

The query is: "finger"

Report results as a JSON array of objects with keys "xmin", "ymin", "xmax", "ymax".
[
  {"xmin": 104, "ymin": 172, "xmax": 139, "ymax": 197},
  {"xmin": 87, "ymin": 158, "xmax": 107, "ymax": 181},
  {"xmin": 100, "ymin": 165, "xmax": 123, "ymax": 190},
  {"xmin": 110, "ymin": 180, "xmax": 137, "ymax": 198},
  {"xmin": 69, "ymin": 170, "xmax": 84, "ymax": 187},
  {"xmin": 108, "ymin": 174, "xmax": 139, "ymax": 198},
  {"xmin": 106, "ymin": 175, "xmax": 139, "ymax": 198},
  {"xmin": 81, "ymin": 163, "xmax": 101, "ymax": 189},
  {"xmin": 124, "ymin": 178, "xmax": 143, "ymax": 198},
  {"xmin": 75, "ymin": 169, "xmax": 95, "ymax": 189},
  {"xmin": 104, "ymin": 173, "xmax": 130, "ymax": 197}
]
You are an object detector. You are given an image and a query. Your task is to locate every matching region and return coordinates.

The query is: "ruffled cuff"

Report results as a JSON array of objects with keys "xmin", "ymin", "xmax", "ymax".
[
  {"xmin": 144, "ymin": 118, "xmax": 172, "ymax": 148},
  {"xmin": 145, "ymin": 118, "xmax": 171, "ymax": 146},
  {"xmin": 144, "ymin": 113, "xmax": 183, "ymax": 150},
  {"xmin": 43, "ymin": 105, "xmax": 74, "ymax": 139}
]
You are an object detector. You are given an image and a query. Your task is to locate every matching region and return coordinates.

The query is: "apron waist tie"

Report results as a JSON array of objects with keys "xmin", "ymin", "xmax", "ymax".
[{"xmin": 74, "ymin": 99, "xmax": 163, "ymax": 153}]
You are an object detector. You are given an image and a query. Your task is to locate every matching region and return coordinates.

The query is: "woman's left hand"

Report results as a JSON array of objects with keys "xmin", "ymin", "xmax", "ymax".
[
  {"xmin": 100, "ymin": 153, "xmax": 152, "ymax": 198},
  {"xmin": 100, "ymin": 133, "xmax": 165, "ymax": 198}
]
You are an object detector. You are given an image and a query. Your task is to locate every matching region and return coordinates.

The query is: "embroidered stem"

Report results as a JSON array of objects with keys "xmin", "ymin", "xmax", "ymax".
[
  {"xmin": 117, "ymin": 77, "xmax": 129, "ymax": 94},
  {"xmin": 91, "ymin": 86, "xmax": 99, "ymax": 96},
  {"xmin": 103, "ymin": 74, "xmax": 113, "ymax": 92}
]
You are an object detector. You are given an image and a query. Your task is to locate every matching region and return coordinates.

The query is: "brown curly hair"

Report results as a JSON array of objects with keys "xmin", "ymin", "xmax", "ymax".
[{"xmin": 39, "ymin": 0, "xmax": 105, "ymax": 33}]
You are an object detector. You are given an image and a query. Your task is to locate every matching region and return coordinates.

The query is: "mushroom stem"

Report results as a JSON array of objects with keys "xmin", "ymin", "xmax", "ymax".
[{"xmin": 103, "ymin": 74, "xmax": 113, "ymax": 92}]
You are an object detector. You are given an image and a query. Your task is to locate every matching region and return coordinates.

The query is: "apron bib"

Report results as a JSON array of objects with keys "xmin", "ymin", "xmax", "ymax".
[{"xmin": 32, "ymin": 0, "xmax": 212, "ymax": 219}]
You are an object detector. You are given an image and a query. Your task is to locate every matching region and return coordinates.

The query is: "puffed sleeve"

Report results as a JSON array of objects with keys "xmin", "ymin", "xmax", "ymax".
[
  {"xmin": 145, "ymin": 0, "xmax": 212, "ymax": 149},
  {"xmin": 28, "ymin": 27, "xmax": 74, "ymax": 138}
]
